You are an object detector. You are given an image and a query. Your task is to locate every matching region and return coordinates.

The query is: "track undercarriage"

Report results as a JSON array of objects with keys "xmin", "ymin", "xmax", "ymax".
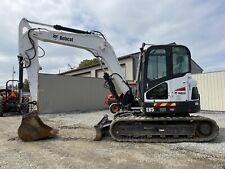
[{"xmin": 94, "ymin": 111, "xmax": 219, "ymax": 143}]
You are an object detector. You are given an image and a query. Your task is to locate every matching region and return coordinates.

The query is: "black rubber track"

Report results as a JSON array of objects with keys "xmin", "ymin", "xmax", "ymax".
[{"xmin": 109, "ymin": 116, "xmax": 219, "ymax": 143}]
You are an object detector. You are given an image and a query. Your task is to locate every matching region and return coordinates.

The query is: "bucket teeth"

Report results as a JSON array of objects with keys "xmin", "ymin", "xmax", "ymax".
[{"xmin": 18, "ymin": 110, "xmax": 58, "ymax": 141}]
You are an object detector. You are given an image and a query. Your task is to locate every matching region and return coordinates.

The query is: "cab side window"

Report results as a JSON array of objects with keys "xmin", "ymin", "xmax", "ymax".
[{"xmin": 146, "ymin": 82, "xmax": 168, "ymax": 100}]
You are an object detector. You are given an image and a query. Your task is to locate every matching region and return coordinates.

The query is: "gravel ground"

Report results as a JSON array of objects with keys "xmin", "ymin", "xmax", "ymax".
[{"xmin": 0, "ymin": 110, "xmax": 225, "ymax": 169}]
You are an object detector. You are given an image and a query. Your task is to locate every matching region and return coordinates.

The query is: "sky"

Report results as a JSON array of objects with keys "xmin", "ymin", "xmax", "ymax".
[{"xmin": 0, "ymin": 0, "xmax": 225, "ymax": 87}]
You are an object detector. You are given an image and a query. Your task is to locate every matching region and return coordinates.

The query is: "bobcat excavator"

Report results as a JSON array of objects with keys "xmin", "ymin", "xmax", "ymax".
[{"xmin": 17, "ymin": 18, "xmax": 219, "ymax": 142}]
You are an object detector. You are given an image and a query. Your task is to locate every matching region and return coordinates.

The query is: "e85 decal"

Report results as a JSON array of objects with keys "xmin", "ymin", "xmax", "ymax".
[{"xmin": 146, "ymin": 107, "xmax": 154, "ymax": 112}]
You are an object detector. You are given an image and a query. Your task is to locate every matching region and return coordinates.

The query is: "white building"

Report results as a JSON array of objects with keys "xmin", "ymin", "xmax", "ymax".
[{"xmin": 61, "ymin": 52, "xmax": 203, "ymax": 80}]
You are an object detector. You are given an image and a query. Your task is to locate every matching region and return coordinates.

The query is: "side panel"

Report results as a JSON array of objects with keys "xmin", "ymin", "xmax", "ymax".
[
  {"xmin": 144, "ymin": 74, "xmax": 200, "ymax": 115},
  {"xmin": 169, "ymin": 74, "xmax": 189, "ymax": 102}
]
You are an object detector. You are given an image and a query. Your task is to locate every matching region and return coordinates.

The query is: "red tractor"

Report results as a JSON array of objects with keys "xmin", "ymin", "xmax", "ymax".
[
  {"xmin": 0, "ymin": 80, "xmax": 22, "ymax": 117},
  {"xmin": 104, "ymin": 81, "xmax": 137, "ymax": 113}
]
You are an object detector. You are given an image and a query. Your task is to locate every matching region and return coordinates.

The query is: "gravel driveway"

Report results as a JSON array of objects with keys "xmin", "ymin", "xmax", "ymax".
[{"xmin": 0, "ymin": 111, "xmax": 224, "ymax": 169}]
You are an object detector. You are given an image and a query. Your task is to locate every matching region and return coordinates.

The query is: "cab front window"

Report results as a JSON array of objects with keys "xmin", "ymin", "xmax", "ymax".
[{"xmin": 147, "ymin": 49, "xmax": 167, "ymax": 81}]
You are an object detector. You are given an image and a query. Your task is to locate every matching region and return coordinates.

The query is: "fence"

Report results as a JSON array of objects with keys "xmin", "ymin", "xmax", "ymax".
[{"xmin": 38, "ymin": 73, "xmax": 110, "ymax": 114}]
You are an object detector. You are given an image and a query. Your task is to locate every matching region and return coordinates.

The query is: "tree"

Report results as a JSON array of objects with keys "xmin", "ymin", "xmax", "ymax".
[
  {"xmin": 23, "ymin": 79, "xmax": 30, "ymax": 92},
  {"xmin": 78, "ymin": 58, "xmax": 99, "ymax": 68}
]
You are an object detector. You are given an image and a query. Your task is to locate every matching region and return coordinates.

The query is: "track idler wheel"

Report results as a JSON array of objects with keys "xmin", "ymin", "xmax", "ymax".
[
  {"xmin": 196, "ymin": 122, "xmax": 213, "ymax": 137},
  {"xmin": 18, "ymin": 110, "xmax": 58, "ymax": 141}
]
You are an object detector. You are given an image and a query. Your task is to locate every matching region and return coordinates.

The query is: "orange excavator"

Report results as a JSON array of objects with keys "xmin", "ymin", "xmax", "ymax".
[{"xmin": 17, "ymin": 18, "xmax": 219, "ymax": 142}]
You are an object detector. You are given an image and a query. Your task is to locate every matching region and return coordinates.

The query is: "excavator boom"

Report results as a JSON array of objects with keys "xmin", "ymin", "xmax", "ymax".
[{"xmin": 18, "ymin": 18, "xmax": 130, "ymax": 141}]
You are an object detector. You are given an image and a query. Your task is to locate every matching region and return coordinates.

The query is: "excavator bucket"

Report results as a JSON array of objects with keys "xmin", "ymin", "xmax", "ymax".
[{"xmin": 18, "ymin": 110, "xmax": 58, "ymax": 141}]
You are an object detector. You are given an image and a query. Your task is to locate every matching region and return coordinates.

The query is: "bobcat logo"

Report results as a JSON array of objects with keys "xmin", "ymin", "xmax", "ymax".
[{"xmin": 53, "ymin": 34, "xmax": 58, "ymax": 40}]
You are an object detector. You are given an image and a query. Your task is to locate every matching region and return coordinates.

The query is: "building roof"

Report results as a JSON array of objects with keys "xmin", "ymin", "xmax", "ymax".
[
  {"xmin": 190, "ymin": 59, "xmax": 204, "ymax": 73},
  {"xmin": 60, "ymin": 51, "xmax": 203, "ymax": 75},
  {"xmin": 60, "ymin": 52, "xmax": 140, "ymax": 75}
]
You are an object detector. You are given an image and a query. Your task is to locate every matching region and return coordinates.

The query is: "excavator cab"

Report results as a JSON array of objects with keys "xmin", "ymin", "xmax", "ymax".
[{"xmin": 138, "ymin": 44, "xmax": 200, "ymax": 116}]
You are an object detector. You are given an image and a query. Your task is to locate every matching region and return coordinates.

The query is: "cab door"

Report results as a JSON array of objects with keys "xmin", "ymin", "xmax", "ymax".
[
  {"xmin": 143, "ymin": 46, "xmax": 171, "ymax": 103},
  {"xmin": 168, "ymin": 46, "xmax": 191, "ymax": 102}
]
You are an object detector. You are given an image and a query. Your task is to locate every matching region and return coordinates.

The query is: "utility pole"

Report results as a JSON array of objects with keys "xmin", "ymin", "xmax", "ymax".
[{"xmin": 12, "ymin": 66, "xmax": 16, "ymax": 90}]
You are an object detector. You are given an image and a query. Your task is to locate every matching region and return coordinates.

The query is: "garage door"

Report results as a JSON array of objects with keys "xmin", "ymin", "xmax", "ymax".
[
  {"xmin": 96, "ymin": 65, "xmax": 126, "ymax": 78},
  {"xmin": 74, "ymin": 71, "xmax": 91, "ymax": 77}
]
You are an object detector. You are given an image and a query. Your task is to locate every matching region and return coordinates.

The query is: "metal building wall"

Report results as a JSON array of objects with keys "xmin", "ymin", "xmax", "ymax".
[
  {"xmin": 192, "ymin": 71, "xmax": 225, "ymax": 111},
  {"xmin": 38, "ymin": 73, "xmax": 110, "ymax": 114},
  {"xmin": 61, "ymin": 57, "xmax": 134, "ymax": 80}
]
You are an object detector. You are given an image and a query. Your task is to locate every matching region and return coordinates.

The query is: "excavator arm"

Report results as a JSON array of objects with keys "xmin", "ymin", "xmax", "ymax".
[
  {"xmin": 19, "ymin": 18, "xmax": 130, "ymax": 105},
  {"xmin": 18, "ymin": 18, "xmax": 131, "ymax": 141}
]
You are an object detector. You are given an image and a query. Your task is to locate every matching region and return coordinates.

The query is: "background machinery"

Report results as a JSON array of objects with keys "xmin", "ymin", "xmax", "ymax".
[
  {"xmin": 17, "ymin": 18, "xmax": 219, "ymax": 142},
  {"xmin": 104, "ymin": 81, "xmax": 137, "ymax": 114},
  {"xmin": 0, "ymin": 80, "xmax": 24, "ymax": 117}
]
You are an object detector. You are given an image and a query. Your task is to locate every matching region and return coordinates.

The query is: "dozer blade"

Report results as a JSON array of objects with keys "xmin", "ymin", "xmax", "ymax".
[
  {"xmin": 18, "ymin": 110, "xmax": 58, "ymax": 141},
  {"xmin": 93, "ymin": 114, "xmax": 111, "ymax": 141}
]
